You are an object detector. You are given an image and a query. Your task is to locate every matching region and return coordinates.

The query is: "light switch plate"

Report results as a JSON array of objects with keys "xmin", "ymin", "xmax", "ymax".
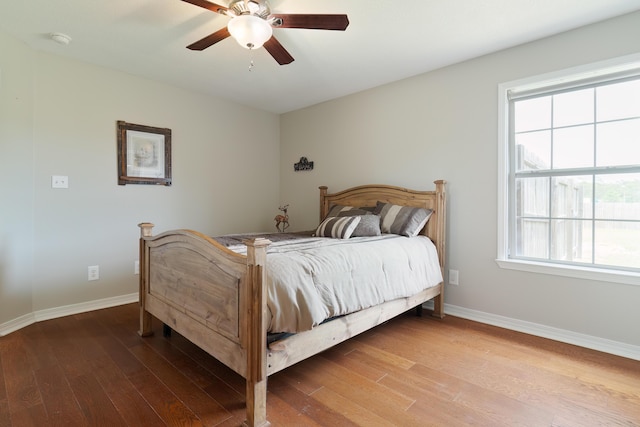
[{"xmin": 88, "ymin": 265, "xmax": 99, "ymax": 281}]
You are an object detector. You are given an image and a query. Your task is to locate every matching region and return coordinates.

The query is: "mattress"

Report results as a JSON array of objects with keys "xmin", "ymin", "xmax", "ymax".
[{"xmin": 219, "ymin": 233, "xmax": 443, "ymax": 333}]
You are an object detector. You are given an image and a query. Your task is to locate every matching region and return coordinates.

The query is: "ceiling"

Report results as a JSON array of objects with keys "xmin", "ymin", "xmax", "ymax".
[{"xmin": 1, "ymin": 0, "xmax": 640, "ymax": 114}]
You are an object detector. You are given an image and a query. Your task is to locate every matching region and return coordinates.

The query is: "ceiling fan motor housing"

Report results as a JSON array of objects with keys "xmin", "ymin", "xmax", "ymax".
[{"xmin": 228, "ymin": 0, "xmax": 270, "ymax": 18}]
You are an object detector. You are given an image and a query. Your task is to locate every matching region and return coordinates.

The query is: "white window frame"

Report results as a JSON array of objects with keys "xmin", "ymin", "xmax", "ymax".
[{"xmin": 497, "ymin": 53, "xmax": 640, "ymax": 286}]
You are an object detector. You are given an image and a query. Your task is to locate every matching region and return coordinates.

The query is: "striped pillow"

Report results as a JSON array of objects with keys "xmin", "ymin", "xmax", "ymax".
[
  {"xmin": 374, "ymin": 202, "xmax": 433, "ymax": 237},
  {"xmin": 315, "ymin": 215, "xmax": 361, "ymax": 239}
]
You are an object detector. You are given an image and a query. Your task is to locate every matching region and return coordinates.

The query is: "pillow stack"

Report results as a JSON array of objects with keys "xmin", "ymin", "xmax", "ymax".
[{"xmin": 316, "ymin": 202, "xmax": 432, "ymax": 238}]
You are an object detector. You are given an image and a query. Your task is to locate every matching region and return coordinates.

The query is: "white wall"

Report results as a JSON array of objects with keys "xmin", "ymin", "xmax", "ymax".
[
  {"xmin": 0, "ymin": 32, "xmax": 35, "ymax": 323},
  {"xmin": 280, "ymin": 11, "xmax": 640, "ymax": 350},
  {"xmin": 0, "ymin": 32, "xmax": 280, "ymax": 328}
]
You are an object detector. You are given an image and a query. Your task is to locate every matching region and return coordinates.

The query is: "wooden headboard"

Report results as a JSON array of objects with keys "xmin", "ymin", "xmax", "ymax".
[{"xmin": 319, "ymin": 180, "xmax": 446, "ymax": 273}]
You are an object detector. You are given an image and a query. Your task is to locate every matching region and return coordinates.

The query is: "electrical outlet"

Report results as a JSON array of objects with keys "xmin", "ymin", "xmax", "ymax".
[
  {"xmin": 449, "ymin": 269, "xmax": 459, "ymax": 286},
  {"xmin": 52, "ymin": 175, "xmax": 69, "ymax": 188},
  {"xmin": 88, "ymin": 265, "xmax": 99, "ymax": 281},
  {"xmin": 134, "ymin": 260, "xmax": 139, "ymax": 275}
]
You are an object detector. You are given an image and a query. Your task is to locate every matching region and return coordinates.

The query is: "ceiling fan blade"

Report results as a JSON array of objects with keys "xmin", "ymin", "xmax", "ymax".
[
  {"xmin": 264, "ymin": 37, "xmax": 294, "ymax": 65},
  {"xmin": 187, "ymin": 27, "xmax": 231, "ymax": 50},
  {"xmin": 180, "ymin": 0, "xmax": 229, "ymax": 15},
  {"xmin": 270, "ymin": 14, "xmax": 349, "ymax": 31}
]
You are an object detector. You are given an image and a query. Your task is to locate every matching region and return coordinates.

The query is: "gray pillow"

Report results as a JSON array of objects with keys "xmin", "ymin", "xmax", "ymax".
[
  {"xmin": 326, "ymin": 205, "xmax": 371, "ymax": 217},
  {"xmin": 348, "ymin": 214, "xmax": 381, "ymax": 237},
  {"xmin": 325, "ymin": 205, "xmax": 381, "ymax": 237}
]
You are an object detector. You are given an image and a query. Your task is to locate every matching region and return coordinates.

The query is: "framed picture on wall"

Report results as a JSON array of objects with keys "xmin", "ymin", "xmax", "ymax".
[{"xmin": 117, "ymin": 121, "xmax": 172, "ymax": 186}]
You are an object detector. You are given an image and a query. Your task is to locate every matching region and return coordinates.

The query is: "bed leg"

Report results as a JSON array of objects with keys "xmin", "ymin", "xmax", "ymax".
[
  {"xmin": 415, "ymin": 305, "xmax": 423, "ymax": 317},
  {"xmin": 432, "ymin": 294, "xmax": 445, "ymax": 319},
  {"xmin": 162, "ymin": 323, "xmax": 172, "ymax": 337},
  {"xmin": 138, "ymin": 309, "xmax": 153, "ymax": 337},
  {"xmin": 244, "ymin": 379, "xmax": 270, "ymax": 427}
]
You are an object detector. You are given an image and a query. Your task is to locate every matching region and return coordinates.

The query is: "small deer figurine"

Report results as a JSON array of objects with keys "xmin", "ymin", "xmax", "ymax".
[{"xmin": 274, "ymin": 204, "xmax": 289, "ymax": 232}]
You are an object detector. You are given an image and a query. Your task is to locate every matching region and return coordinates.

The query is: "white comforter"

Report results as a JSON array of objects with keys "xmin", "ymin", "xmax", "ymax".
[{"xmin": 227, "ymin": 235, "xmax": 443, "ymax": 333}]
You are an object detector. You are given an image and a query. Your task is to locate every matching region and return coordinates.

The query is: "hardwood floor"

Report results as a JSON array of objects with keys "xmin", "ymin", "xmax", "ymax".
[{"xmin": 1, "ymin": 303, "xmax": 639, "ymax": 426}]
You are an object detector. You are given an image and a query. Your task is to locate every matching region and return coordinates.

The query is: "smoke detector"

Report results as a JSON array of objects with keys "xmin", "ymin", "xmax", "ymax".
[{"xmin": 50, "ymin": 32, "xmax": 72, "ymax": 45}]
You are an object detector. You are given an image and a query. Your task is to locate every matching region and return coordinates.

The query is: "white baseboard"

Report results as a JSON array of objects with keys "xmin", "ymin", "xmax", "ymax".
[
  {"xmin": 423, "ymin": 301, "xmax": 640, "ymax": 361},
  {"xmin": 0, "ymin": 293, "xmax": 138, "ymax": 336},
  {"xmin": 0, "ymin": 312, "xmax": 36, "ymax": 337},
  {"xmin": 4, "ymin": 296, "xmax": 638, "ymax": 362}
]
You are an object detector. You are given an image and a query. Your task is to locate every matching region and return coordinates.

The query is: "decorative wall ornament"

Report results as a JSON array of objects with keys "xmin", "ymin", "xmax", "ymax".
[
  {"xmin": 294, "ymin": 157, "xmax": 314, "ymax": 171},
  {"xmin": 274, "ymin": 204, "xmax": 290, "ymax": 232}
]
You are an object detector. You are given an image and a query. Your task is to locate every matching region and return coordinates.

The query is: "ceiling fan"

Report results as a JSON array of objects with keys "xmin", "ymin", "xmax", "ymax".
[{"xmin": 181, "ymin": 0, "xmax": 349, "ymax": 65}]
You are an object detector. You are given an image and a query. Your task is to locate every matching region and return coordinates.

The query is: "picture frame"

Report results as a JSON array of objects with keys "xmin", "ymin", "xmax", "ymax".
[{"xmin": 117, "ymin": 121, "xmax": 172, "ymax": 186}]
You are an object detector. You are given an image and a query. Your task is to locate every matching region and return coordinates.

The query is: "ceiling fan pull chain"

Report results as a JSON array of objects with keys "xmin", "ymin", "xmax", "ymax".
[{"xmin": 248, "ymin": 48, "xmax": 255, "ymax": 71}]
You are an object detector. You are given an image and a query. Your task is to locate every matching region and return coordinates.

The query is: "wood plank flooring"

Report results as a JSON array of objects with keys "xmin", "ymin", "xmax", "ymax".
[{"xmin": 1, "ymin": 303, "xmax": 639, "ymax": 426}]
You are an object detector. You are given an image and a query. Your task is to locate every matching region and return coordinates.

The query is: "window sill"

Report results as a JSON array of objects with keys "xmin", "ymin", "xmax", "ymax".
[{"xmin": 495, "ymin": 258, "xmax": 640, "ymax": 286}]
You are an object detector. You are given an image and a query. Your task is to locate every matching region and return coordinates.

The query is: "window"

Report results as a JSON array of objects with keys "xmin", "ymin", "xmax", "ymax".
[{"xmin": 498, "ymin": 55, "xmax": 640, "ymax": 284}]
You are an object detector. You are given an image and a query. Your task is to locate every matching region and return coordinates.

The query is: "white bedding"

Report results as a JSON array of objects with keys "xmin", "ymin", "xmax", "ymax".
[{"xmin": 227, "ymin": 234, "xmax": 443, "ymax": 333}]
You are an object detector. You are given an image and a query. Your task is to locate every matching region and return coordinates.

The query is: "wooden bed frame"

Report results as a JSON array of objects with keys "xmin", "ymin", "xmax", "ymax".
[{"xmin": 137, "ymin": 180, "xmax": 446, "ymax": 427}]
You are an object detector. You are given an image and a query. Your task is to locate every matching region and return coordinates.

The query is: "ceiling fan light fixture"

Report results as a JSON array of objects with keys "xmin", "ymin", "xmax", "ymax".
[{"xmin": 227, "ymin": 14, "xmax": 272, "ymax": 49}]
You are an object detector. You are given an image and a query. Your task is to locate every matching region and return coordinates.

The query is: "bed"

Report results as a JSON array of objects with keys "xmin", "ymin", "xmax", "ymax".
[{"xmin": 137, "ymin": 180, "xmax": 446, "ymax": 427}]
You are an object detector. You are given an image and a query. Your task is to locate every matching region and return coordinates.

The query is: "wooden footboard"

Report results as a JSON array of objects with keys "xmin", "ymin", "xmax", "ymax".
[
  {"xmin": 138, "ymin": 180, "xmax": 446, "ymax": 427},
  {"xmin": 138, "ymin": 224, "xmax": 271, "ymax": 426}
]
